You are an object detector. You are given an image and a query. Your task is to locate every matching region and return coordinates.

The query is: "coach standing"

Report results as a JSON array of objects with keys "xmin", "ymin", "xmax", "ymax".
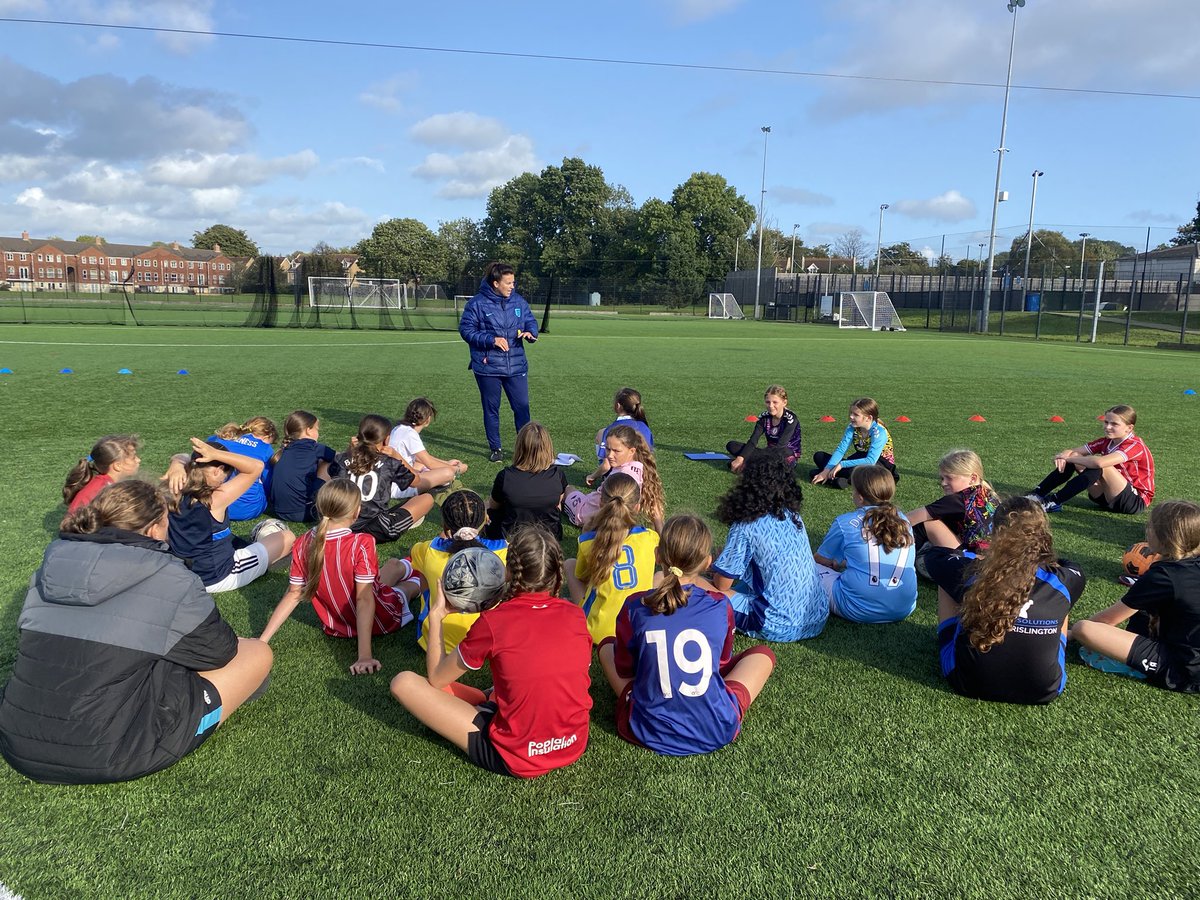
[{"xmin": 459, "ymin": 262, "xmax": 539, "ymax": 462}]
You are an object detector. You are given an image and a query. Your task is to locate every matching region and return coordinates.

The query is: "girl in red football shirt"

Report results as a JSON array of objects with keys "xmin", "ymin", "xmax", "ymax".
[
  {"xmin": 62, "ymin": 435, "xmax": 142, "ymax": 513},
  {"xmin": 1027, "ymin": 404, "xmax": 1155, "ymax": 514},
  {"xmin": 390, "ymin": 525, "xmax": 593, "ymax": 778},
  {"xmin": 259, "ymin": 478, "xmax": 421, "ymax": 675}
]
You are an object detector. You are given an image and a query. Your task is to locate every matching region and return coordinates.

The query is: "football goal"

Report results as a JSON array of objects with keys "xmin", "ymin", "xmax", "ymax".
[
  {"xmin": 708, "ymin": 292, "xmax": 745, "ymax": 320},
  {"xmin": 308, "ymin": 277, "xmax": 414, "ymax": 310},
  {"xmin": 837, "ymin": 292, "xmax": 906, "ymax": 331}
]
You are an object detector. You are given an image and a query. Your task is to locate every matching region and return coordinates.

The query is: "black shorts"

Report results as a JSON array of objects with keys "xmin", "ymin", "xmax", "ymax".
[
  {"xmin": 1090, "ymin": 483, "xmax": 1146, "ymax": 515},
  {"xmin": 353, "ymin": 507, "xmax": 417, "ymax": 543},
  {"xmin": 923, "ymin": 546, "xmax": 973, "ymax": 599},
  {"xmin": 465, "ymin": 702, "xmax": 514, "ymax": 777},
  {"xmin": 1126, "ymin": 634, "xmax": 1167, "ymax": 682},
  {"xmin": 186, "ymin": 675, "xmax": 224, "ymax": 755}
]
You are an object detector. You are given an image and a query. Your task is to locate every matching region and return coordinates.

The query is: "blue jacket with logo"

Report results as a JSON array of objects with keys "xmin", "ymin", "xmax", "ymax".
[{"xmin": 459, "ymin": 279, "xmax": 539, "ymax": 378}]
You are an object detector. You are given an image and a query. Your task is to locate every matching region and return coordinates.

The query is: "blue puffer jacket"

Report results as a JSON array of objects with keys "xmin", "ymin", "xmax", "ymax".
[{"xmin": 459, "ymin": 279, "xmax": 539, "ymax": 378}]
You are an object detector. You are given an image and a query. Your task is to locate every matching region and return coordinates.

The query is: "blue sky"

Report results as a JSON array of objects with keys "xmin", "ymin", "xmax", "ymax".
[{"xmin": 0, "ymin": 0, "xmax": 1196, "ymax": 258}]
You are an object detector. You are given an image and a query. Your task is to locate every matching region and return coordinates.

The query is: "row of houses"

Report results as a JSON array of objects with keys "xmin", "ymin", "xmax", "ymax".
[{"xmin": 0, "ymin": 232, "xmax": 245, "ymax": 293}]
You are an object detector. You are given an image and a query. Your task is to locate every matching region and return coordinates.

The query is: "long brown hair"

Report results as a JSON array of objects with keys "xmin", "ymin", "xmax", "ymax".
[
  {"xmin": 1147, "ymin": 500, "xmax": 1200, "ymax": 561},
  {"xmin": 512, "ymin": 421, "xmax": 555, "ymax": 473},
  {"xmin": 272, "ymin": 410, "xmax": 318, "ymax": 465},
  {"xmin": 62, "ymin": 435, "xmax": 139, "ymax": 504},
  {"xmin": 960, "ymin": 496, "xmax": 1057, "ymax": 653},
  {"xmin": 581, "ymin": 473, "xmax": 641, "ymax": 593},
  {"xmin": 345, "ymin": 414, "xmax": 391, "ymax": 476},
  {"xmin": 181, "ymin": 439, "xmax": 229, "ymax": 508},
  {"xmin": 852, "ymin": 465, "xmax": 912, "ymax": 553},
  {"xmin": 60, "ymin": 479, "xmax": 172, "ymax": 536},
  {"xmin": 614, "ymin": 387, "xmax": 648, "ymax": 425},
  {"xmin": 606, "ymin": 425, "xmax": 664, "ymax": 528},
  {"xmin": 215, "ymin": 416, "xmax": 278, "ymax": 443},
  {"xmin": 503, "ymin": 525, "xmax": 562, "ymax": 601},
  {"xmin": 640, "ymin": 515, "xmax": 712, "ymax": 616},
  {"xmin": 301, "ymin": 479, "xmax": 361, "ymax": 603}
]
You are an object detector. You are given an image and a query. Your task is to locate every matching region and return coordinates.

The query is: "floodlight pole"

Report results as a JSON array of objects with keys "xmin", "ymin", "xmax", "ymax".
[
  {"xmin": 754, "ymin": 126, "xmax": 771, "ymax": 320},
  {"xmin": 981, "ymin": 0, "xmax": 1024, "ymax": 333},
  {"xmin": 790, "ymin": 223, "xmax": 799, "ymax": 274},
  {"xmin": 1078, "ymin": 232, "xmax": 1090, "ymax": 306},
  {"xmin": 875, "ymin": 204, "xmax": 889, "ymax": 283},
  {"xmin": 1021, "ymin": 169, "xmax": 1043, "ymax": 309}
]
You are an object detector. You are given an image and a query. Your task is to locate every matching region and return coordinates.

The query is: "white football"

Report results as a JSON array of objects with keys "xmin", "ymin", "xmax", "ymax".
[{"xmin": 250, "ymin": 518, "xmax": 289, "ymax": 543}]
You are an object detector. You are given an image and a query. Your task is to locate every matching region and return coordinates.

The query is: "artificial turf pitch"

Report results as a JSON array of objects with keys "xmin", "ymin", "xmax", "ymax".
[{"xmin": 0, "ymin": 318, "xmax": 1196, "ymax": 899}]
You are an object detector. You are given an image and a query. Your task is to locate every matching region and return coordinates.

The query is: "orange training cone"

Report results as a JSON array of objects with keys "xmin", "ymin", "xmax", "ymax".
[
  {"xmin": 820, "ymin": 415, "xmax": 837, "ymax": 423},
  {"xmin": 895, "ymin": 415, "xmax": 911, "ymax": 423},
  {"xmin": 744, "ymin": 414, "xmax": 758, "ymax": 423},
  {"xmin": 969, "ymin": 414, "xmax": 986, "ymax": 422},
  {"xmin": 1049, "ymin": 415, "xmax": 1065, "ymax": 423}
]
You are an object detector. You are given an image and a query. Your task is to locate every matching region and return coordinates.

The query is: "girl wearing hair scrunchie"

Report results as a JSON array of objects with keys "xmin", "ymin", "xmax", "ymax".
[
  {"xmin": 410, "ymin": 490, "xmax": 508, "ymax": 655},
  {"xmin": 62, "ymin": 435, "xmax": 142, "ymax": 513},
  {"xmin": 597, "ymin": 514, "xmax": 776, "ymax": 757}
]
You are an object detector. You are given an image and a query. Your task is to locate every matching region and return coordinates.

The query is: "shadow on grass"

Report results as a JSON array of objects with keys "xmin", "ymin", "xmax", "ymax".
[
  {"xmin": 809, "ymin": 614, "xmax": 949, "ymax": 693},
  {"xmin": 41, "ymin": 506, "xmax": 65, "ymax": 539}
]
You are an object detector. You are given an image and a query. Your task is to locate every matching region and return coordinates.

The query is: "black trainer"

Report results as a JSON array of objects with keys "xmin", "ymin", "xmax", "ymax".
[{"xmin": 489, "ymin": 448, "xmax": 504, "ymax": 463}]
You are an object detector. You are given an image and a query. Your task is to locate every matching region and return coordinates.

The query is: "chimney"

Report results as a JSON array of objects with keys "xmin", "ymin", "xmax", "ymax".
[
  {"xmin": 95, "ymin": 236, "xmax": 104, "ymax": 245},
  {"xmin": 212, "ymin": 243, "xmax": 221, "ymax": 254},
  {"xmin": 171, "ymin": 241, "xmax": 181, "ymax": 251},
  {"xmin": 21, "ymin": 230, "xmax": 29, "ymax": 241}
]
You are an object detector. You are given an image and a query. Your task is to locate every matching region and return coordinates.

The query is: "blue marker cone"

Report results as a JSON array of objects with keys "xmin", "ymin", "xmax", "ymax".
[
  {"xmin": 117, "ymin": 368, "xmax": 132, "ymax": 375},
  {"xmin": 0, "ymin": 368, "xmax": 11, "ymax": 374},
  {"xmin": 59, "ymin": 368, "xmax": 73, "ymax": 374},
  {"xmin": 177, "ymin": 369, "xmax": 189, "ymax": 375},
  {"xmin": 1185, "ymin": 388, "xmax": 1196, "ymax": 396}
]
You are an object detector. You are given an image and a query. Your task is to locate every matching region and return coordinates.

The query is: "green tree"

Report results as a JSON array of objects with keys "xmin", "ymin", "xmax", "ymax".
[
  {"xmin": 192, "ymin": 224, "xmax": 259, "ymax": 257},
  {"xmin": 668, "ymin": 172, "xmax": 756, "ymax": 282},
  {"xmin": 1169, "ymin": 199, "xmax": 1200, "ymax": 247},
  {"xmin": 438, "ymin": 217, "xmax": 487, "ymax": 289},
  {"xmin": 877, "ymin": 242, "xmax": 932, "ymax": 274},
  {"xmin": 1008, "ymin": 229, "xmax": 1075, "ymax": 276},
  {"xmin": 75, "ymin": 234, "xmax": 104, "ymax": 244},
  {"xmin": 355, "ymin": 218, "xmax": 444, "ymax": 284},
  {"xmin": 621, "ymin": 198, "xmax": 704, "ymax": 307}
]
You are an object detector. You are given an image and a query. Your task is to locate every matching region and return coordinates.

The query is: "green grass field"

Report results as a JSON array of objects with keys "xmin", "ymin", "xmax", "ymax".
[{"xmin": 0, "ymin": 319, "xmax": 1197, "ymax": 899}]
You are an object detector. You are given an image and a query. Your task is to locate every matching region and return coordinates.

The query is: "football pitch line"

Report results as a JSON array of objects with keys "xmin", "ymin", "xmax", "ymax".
[{"xmin": 0, "ymin": 338, "xmax": 464, "ymax": 349}]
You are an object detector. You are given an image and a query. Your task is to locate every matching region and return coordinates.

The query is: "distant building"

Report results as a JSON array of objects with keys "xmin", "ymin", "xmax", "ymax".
[
  {"xmin": 1113, "ymin": 243, "xmax": 1200, "ymax": 282},
  {"xmin": 0, "ymin": 232, "xmax": 236, "ymax": 293}
]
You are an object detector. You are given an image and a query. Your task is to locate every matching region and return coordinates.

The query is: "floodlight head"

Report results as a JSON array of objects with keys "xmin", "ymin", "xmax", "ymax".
[
  {"xmin": 881, "ymin": 203, "xmax": 889, "ymax": 211},
  {"xmin": 1033, "ymin": 170, "xmax": 1044, "ymax": 177},
  {"xmin": 1079, "ymin": 232, "xmax": 1090, "ymax": 238},
  {"xmin": 1007, "ymin": 0, "xmax": 1025, "ymax": 10},
  {"xmin": 761, "ymin": 125, "xmax": 771, "ymax": 133}
]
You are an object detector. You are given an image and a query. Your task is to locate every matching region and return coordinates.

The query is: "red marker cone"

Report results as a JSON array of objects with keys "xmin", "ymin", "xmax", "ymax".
[
  {"xmin": 1097, "ymin": 414, "xmax": 1105, "ymax": 420},
  {"xmin": 1049, "ymin": 415, "xmax": 1065, "ymax": 423},
  {"xmin": 969, "ymin": 414, "xmax": 986, "ymax": 422},
  {"xmin": 744, "ymin": 414, "xmax": 758, "ymax": 423},
  {"xmin": 895, "ymin": 415, "xmax": 911, "ymax": 423},
  {"xmin": 820, "ymin": 415, "xmax": 837, "ymax": 423}
]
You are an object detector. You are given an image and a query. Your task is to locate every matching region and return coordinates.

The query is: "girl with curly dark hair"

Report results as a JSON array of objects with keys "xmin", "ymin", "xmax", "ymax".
[
  {"xmin": 935, "ymin": 495, "xmax": 1085, "ymax": 705},
  {"xmin": 710, "ymin": 450, "xmax": 825, "ymax": 641}
]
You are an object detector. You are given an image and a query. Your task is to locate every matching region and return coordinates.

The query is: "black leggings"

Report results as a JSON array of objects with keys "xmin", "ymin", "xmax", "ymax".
[
  {"xmin": 1035, "ymin": 466, "xmax": 1101, "ymax": 503},
  {"xmin": 810, "ymin": 451, "xmax": 899, "ymax": 487}
]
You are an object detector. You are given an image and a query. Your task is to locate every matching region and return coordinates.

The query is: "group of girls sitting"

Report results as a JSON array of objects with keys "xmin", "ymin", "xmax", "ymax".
[{"xmin": 4, "ymin": 385, "xmax": 1194, "ymax": 788}]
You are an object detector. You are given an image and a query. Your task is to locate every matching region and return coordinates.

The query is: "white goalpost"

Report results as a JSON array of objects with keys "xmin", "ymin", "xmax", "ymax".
[
  {"xmin": 307, "ymin": 276, "xmax": 415, "ymax": 310},
  {"xmin": 708, "ymin": 292, "xmax": 745, "ymax": 320},
  {"xmin": 837, "ymin": 291, "xmax": 906, "ymax": 331}
]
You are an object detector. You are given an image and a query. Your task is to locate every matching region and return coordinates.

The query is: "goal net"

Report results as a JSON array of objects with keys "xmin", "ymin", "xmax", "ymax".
[
  {"xmin": 837, "ymin": 292, "xmax": 906, "ymax": 331},
  {"xmin": 708, "ymin": 292, "xmax": 745, "ymax": 320},
  {"xmin": 308, "ymin": 276, "xmax": 413, "ymax": 309}
]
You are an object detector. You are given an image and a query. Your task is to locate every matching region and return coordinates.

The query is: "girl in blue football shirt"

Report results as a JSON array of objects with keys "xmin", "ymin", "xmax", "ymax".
[{"xmin": 598, "ymin": 514, "xmax": 775, "ymax": 756}]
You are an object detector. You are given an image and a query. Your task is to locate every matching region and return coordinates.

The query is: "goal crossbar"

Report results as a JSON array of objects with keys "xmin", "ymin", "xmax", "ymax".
[
  {"xmin": 308, "ymin": 276, "xmax": 413, "ymax": 309},
  {"xmin": 837, "ymin": 291, "xmax": 906, "ymax": 331},
  {"xmin": 708, "ymin": 292, "xmax": 745, "ymax": 320}
]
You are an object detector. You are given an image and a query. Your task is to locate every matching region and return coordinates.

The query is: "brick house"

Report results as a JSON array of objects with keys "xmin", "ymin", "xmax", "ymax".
[{"xmin": 0, "ymin": 232, "xmax": 234, "ymax": 293}]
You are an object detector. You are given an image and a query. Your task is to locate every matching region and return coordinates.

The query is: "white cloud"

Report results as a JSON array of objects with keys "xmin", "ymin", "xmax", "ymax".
[
  {"xmin": 0, "ymin": 0, "xmax": 45, "ymax": 12},
  {"xmin": 774, "ymin": 186, "xmax": 835, "ymax": 207},
  {"xmin": 145, "ymin": 151, "xmax": 318, "ymax": 188},
  {"xmin": 410, "ymin": 112, "xmax": 511, "ymax": 150},
  {"xmin": 1126, "ymin": 209, "xmax": 1182, "ymax": 225},
  {"xmin": 410, "ymin": 113, "xmax": 539, "ymax": 199},
  {"xmin": 79, "ymin": 0, "xmax": 217, "ymax": 54},
  {"xmin": 662, "ymin": 0, "xmax": 744, "ymax": 24},
  {"xmin": 813, "ymin": 0, "xmax": 1200, "ymax": 119},
  {"xmin": 189, "ymin": 187, "xmax": 242, "ymax": 216},
  {"xmin": 892, "ymin": 190, "xmax": 976, "ymax": 223},
  {"xmin": 358, "ymin": 74, "xmax": 417, "ymax": 114}
]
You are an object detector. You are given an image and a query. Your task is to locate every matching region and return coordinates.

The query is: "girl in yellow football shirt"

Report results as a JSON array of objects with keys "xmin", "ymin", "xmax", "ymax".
[{"xmin": 565, "ymin": 472, "xmax": 660, "ymax": 643}]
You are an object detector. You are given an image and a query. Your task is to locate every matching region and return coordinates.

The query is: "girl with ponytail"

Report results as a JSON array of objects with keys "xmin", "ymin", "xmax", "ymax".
[
  {"xmin": 565, "ymin": 472, "xmax": 660, "ymax": 643},
  {"xmin": 391, "ymin": 525, "xmax": 593, "ymax": 779},
  {"xmin": 813, "ymin": 464, "xmax": 917, "ymax": 623},
  {"xmin": 62, "ymin": 435, "xmax": 142, "ymax": 513},
  {"xmin": 259, "ymin": 478, "xmax": 421, "ymax": 676},
  {"xmin": 597, "ymin": 514, "xmax": 776, "ymax": 757},
  {"xmin": 935, "ymin": 495, "xmax": 1086, "ymax": 705},
  {"xmin": 410, "ymin": 489, "xmax": 508, "ymax": 653}
]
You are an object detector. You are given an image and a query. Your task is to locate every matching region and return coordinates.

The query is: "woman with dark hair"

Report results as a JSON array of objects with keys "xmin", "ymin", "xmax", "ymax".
[
  {"xmin": 459, "ymin": 261, "xmax": 540, "ymax": 462},
  {"xmin": 711, "ymin": 450, "xmax": 826, "ymax": 641},
  {"xmin": 0, "ymin": 480, "xmax": 272, "ymax": 784}
]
